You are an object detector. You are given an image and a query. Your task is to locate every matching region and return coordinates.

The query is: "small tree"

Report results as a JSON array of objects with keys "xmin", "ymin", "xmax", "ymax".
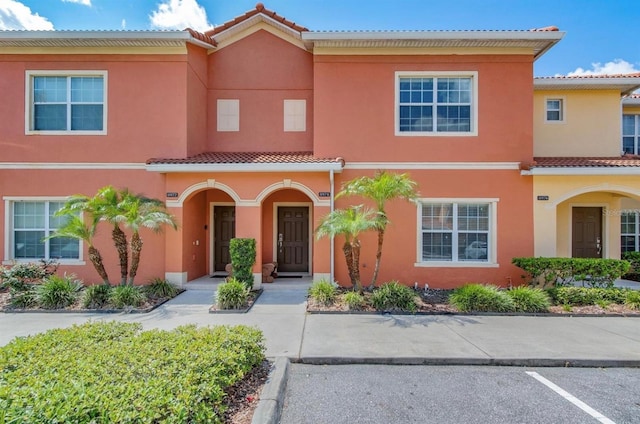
[
  {"xmin": 315, "ymin": 206, "xmax": 379, "ymax": 293},
  {"xmin": 229, "ymin": 238, "xmax": 256, "ymax": 290},
  {"xmin": 337, "ymin": 171, "xmax": 418, "ymax": 289}
]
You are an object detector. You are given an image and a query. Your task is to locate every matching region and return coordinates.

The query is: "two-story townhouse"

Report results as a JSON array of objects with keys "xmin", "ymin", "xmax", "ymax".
[
  {"xmin": 524, "ymin": 75, "xmax": 640, "ymax": 261},
  {"xmin": 1, "ymin": 4, "xmax": 566, "ymax": 288}
]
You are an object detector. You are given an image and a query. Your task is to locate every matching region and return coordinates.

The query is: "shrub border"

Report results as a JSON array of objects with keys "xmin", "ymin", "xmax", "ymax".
[{"xmin": 209, "ymin": 288, "xmax": 264, "ymax": 314}]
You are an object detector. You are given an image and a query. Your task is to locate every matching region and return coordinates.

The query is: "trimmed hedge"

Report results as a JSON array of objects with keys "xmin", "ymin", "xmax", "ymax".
[
  {"xmin": 546, "ymin": 287, "xmax": 629, "ymax": 306},
  {"xmin": 0, "ymin": 322, "xmax": 265, "ymax": 424},
  {"xmin": 229, "ymin": 238, "xmax": 256, "ymax": 290},
  {"xmin": 512, "ymin": 257, "xmax": 630, "ymax": 288}
]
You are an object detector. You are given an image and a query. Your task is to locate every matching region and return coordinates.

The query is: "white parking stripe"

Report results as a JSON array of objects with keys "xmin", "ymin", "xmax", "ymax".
[{"xmin": 526, "ymin": 371, "xmax": 616, "ymax": 424}]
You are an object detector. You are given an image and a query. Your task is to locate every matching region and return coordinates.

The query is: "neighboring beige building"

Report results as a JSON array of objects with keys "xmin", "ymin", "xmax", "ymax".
[{"xmin": 526, "ymin": 75, "xmax": 640, "ymax": 259}]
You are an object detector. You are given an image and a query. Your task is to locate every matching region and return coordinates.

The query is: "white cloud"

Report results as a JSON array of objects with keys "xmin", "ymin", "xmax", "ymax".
[
  {"xmin": 567, "ymin": 59, "xmax": 640, "ymax": 76},
  {"xmin": 0, "ymin": 0, "xmax": 54, "ymax": 30},
  {"xmin": 149, "ymin": 0, "xmax": 211, "ymax": 32},
  {"xmin": 121, "ymin": 19, "xmax": 126, "ymax": 29},
  {"xmin": 61, "ymin": 0, "xmax": 91, "ymax": 6}
]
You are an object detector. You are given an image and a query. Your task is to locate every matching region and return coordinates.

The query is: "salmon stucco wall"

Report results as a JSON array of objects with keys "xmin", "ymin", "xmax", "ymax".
[
  {"xmin": 186, "ymin": 45, "xmax": 209, "ymax": 156},
  {"xmin": 533, "ymin": 90, "xmax": 622, "ymax": 157},
  {"xmin": 0, "ymin": 169, "xmax": 168, "ymax": 284},
  {"xmin": 313, "ymin": 55, "xmax": 534, "ymax": 163},
  {"xmin": 208, "ymin": 30, "xmax": 314, "ymax": 152},
  {"xmin": 0, "ymin": 54, "xmax": 191, "ymax": 163},
  {"xmin": 332, "ymin": 168, "xmax": 533, "ymax": 289}
]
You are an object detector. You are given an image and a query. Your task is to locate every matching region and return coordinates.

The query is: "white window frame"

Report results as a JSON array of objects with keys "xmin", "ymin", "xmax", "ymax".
[
  {"xmin": 284, "ymin": 99, "xmax": 306, "ymax": 132},
  {"xmin": 415, "ymin": 198, "xmax": 498, "ymax": 268},
  {"xmin": 395, "ymin": 71, "xmax": 478, "ymax": 137},
  {"xmin": 3, "ymin": 197, "xmax": 85, "ymax": 265},
  {"xmin": 621, "ymin": 210, "xmax": 640, "ymax": 253},
  {"xmin": 25, "ymin": 70, "xmax": 108, "ymax": 135},
  {"xmin": 622, "ymin": 114, "xmax": 640, "ymax": 155},
  {"xmin": 544, "ymin": 96, "xmax": 565, "ymax": 123},
  {"xmin": 217, "ymin": 99, "xmax": 240, "ymax": 132}
]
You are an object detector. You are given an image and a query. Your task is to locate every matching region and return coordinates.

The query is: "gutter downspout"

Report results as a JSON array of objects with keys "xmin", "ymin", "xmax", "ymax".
[{"xmin": 330, "ymin": 169, "xmax": 335, "ymax": 283}]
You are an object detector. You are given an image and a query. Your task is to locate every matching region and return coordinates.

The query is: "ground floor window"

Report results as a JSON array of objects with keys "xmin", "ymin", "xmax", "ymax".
[
  {"xmin": 419, "ymin": 201, "xmax": 493, "ymax": 263},
  {"xmin": 9, "ymin": 200, "xmax": 79, "ymax": 260},
  {"xmin": 621, "ymin": 211, "xmax": 640, "ymax": 253}
]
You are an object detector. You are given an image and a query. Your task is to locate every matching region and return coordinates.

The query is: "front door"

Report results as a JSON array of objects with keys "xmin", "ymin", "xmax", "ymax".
[
  {"xmin": 277, "ymin": 207, "xmax": 309, "ymax": 273},
  {"xmin": 572, "ymin": 207, "xmax": 602, "ymax": 258},
  {"xmin": 214, "ymin": 206, "xmax": 235, "ymax": 272}
]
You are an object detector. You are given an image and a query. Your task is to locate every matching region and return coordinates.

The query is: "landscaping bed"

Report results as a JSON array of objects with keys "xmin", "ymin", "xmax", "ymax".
[
  {"xmin": 209, "ymin": 289, "xmax": 263, "ymax": 313},
  {"xmin": 306, "ymin": 281, "xmax": 640, "ymax": 316}
]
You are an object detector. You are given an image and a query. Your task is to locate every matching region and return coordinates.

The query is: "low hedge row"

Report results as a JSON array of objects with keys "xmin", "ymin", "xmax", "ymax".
[
  {"xmin": 0, "ymin": 322, "xmax": 265, "ymax": 423},
  {"xmin": 512, "ymin": 257, "xmax": 630, "ymax": 288}
]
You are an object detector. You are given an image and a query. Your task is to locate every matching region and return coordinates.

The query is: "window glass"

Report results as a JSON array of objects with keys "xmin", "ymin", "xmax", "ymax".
[{"xmin": 546, "ymin": 99, "xmax": 563, "ymax": 121}]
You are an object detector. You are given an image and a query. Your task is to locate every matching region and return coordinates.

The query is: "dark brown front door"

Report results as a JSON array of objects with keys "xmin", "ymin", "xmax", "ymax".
[
  {"xmin": 214, "ymin": 206, "xmax": 235, "ymax": 272},
  {"xmin": 572, "ymin": 207, "xmax": 602, "ymax": 258},
  {"xmin": 277, "ymin": 207, "xmax": 309, "ymax": 273}
]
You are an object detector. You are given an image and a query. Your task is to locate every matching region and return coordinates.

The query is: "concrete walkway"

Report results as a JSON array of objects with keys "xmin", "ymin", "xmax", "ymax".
[{"xmin": 2, "ymin": 278, "xmax": 640, "ymax": 366}]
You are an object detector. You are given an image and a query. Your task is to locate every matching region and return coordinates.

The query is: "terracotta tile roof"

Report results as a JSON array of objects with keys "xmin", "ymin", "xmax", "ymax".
[
  {"xmin": 147, "ymin": 151, "xmax": 341, "ymax": 165},
  {"xmin": 184, "ymin": 28, "xmax": 217, "ymax": 47},
  {"xmin": 535, "ymin": 73, "xmax": 640, "ymax": 80},
  {"xmin": 205, "ymin": 3, "xmax": 308, "ymax": 37},
  {"xmin": 525, "ymin": 156, "xmax": 640, "ymax": 169}
]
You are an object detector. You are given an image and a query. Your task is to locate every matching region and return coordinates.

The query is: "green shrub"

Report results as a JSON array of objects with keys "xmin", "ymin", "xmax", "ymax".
[
  {"xmin": 512, "ymin": 257, "xmax": 630, "ymax": 288},
  {"xmin": 143, "ymin": 277, "xmax": 179, "ymax": 299},
  {"xmin": 216, "ymin": 278, "xmax": 250, "ymax": 309},
  {"xmin": 229, "ymin": 238, "xmax": 256, "ymax": 290},
  {"xmin": 8, "ymin": 287, "xmax": 38, "ymax": 308},
  {"xmin": 505, "ymin": 286, "xmax": 551, "ymax": 313},
  {"xmin": 449, "ymin": 284, "xmax": 516, "ymax": 313},
  {"xmin": 308, "ymin": 280, "xmax": 336, "ymax": 306},
  {"xmin": 82, "ymin": 284, "xmax": 112, "ymax": 309},
  {"xmin": 0, "ymin": 321, "xmax": 265, "ymax": 424},
  {"xmin": 0, "ymin": 260, "xmax": 58, "ymax": 291},
  {"xmin": 109, "ymin": 284, "xmax": 146, "ymax": 308},
  {"xmin": 622, "ymin": 251, "xmax": 640, "ymax": 273},
  {"xmin": 625, "ymin": 290, "xmax": 640, "ymax": 310},
  {"xmin": 370, "ymin": 281, "xmax": 417, "ymax": 313},
  {"xmin": 344, "ymin": 291, "xmax": 365, "ymax": 310},
  {"xmin": 546, "ymin": 287, "xmax": 627, "ymax": 306},
  {"xmin": 35, "ymin": 274, "xmax": 83, "ymax": 309}
]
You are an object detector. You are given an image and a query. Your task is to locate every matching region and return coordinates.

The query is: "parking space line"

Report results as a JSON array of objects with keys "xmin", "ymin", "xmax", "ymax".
[{"xmin": 526, "ymin": 371, "xmax": 615, "ymax": 424}]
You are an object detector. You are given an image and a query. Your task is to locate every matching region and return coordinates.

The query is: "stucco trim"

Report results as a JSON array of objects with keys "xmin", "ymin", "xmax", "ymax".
[
  {"xmin": 255, "ymin": 181, "xmax": 324, "ymax": 205},
  {"xmin": 146, "ymin": 162, "xmax": 343, "ymax": 173},
  {"xmin": 0, "ymin": 163, "xmax": 146, "ymax": 170},
  {"xmin": 547, "ymin": 184, "xmax": 640, "ymax": 208},
  {"xmin": 522, "ymin": 168, "xmax": 640, "ymax": 176},
  {"xmin": 345, "ymin": 162, "xmax": 521, "ymax": 170},
  {"xmin": 167, "ymin": 180, "xmax": 242, "ymax": 208}
]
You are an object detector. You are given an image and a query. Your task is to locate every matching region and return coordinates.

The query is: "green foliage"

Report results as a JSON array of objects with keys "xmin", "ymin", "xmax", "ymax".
[
  {"xmin": 625, "ymin": 290, "xmax": 640, "ymax": 310},
  {"xmin": 8, "ymin": 288, "xmax": 38, "ymax": 308},
  {"xmin": 143, "ymin": 277, "xmax": 179, "ymax": 299},
  {"xmin": 449, "ymin": 284, "xmax": 516, "ymax": 313},
  {"xmin": 308, "ymin": 280, "xmax": 337, "ymax": 306},
  {"xmin": 216, "ymin": 278, "xmax": 250, "ymax": 310},
  {"xmin": 34, "ymin": 274, "xmax": 83, "ymax": 309},
  {"xmin": 0, "ymin": 260, "xmax": 58, "ymax": 291},
  {"xmin": 229, "ymin": 238, "xmax": 256, "ymax": 290},
  {"xmin": 512, "ymin": 257, "xmax": 630, "ymax": 288},
  {"xmin": 0, "ymin": 322, "xmax": 265, "ymax": 424},
  {"xmin": 622, "ymin": 251, "xmax": 640, "ymax": 273},
  {"xmin": 505, "ymin": 286, "xmax": 551, "ymax": 313},
  {"xmin": 109, "ymin": 284, "xmax": 146, "ymax": 308},
  {"xmin": 82, "ymin": 284, "xmax": 113, "ymax": 309},
  {"xmin": 370, "ymin": 281, "xmax": 417, "ymax": 313},
  {"xmin": 546, "ymin": 287, "xmax": 628, "ymax": 306},
  {"xmin": 343, "ymin": 291, "xmax": 365, "ymax": 310}
]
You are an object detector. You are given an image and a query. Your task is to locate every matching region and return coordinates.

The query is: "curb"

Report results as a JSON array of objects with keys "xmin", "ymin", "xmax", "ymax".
[
  {"xmin": 295, "ymin": 356, "xmax": 640, "ymax": 368},
  {"xmin": 252, "ymin": 356, "xmax": 290, "ymax": 424}
]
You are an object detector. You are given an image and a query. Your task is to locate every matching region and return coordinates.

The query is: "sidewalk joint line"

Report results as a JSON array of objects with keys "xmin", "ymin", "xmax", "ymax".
[{"xmin": 526, "ymin": 371, "xmax": 616, "ymax": 424}]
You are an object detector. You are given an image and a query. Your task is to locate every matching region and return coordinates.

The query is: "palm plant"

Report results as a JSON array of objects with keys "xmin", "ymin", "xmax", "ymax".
[
  {"xmin": 337, "ymin": 171, "xmax": 418, "ymax": 289},
  {"xmin": 315, "ymin": 205, "xmax": 379, "ymax": 293},
  {"xmin": 118, "ymin": 193, "xmax": 177, "ymax": 285},
  {"xmin": 94, "ymin": 186, "xmax": 130, "ymax": 285},
  {"xmin": 47, "ymin": 215, "xmax": 109, "ymax": 284}
]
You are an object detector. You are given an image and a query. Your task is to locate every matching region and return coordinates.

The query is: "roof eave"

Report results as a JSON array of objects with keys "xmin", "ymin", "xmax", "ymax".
[
  {"xmin": 146, "ymin": 162, "xmax": 344, "ymax": 173},
  {"xmin": 534, "ymin": 78, "xmax": 640, "ymax": 95},
  {"xmin": 521, "ymin": 167, "xmax": 640, "ymax": 176}
]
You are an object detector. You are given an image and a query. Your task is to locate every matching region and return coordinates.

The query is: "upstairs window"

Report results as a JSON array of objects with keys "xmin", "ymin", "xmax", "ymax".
[
  {"xmin": 545, "ymin": 98, "xmax": 564, "ymax": 122},
  {"xmin": 217, "ymin": 99, "xmax": 240, "ymax": 132},
  {"xmin": 623, "ymin": 115, "xmax": 640, "ymax": 154},
  {"xmin": 26, "ymin": 71, "xmax": 106, "ymax": 134},
  {"xmin": 284, "ymin": 100, "xmax": 306, "ymax": 132},
  {"xmin": 396, "ymin": 72, "xmax": 477, "ymax": 136}
]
